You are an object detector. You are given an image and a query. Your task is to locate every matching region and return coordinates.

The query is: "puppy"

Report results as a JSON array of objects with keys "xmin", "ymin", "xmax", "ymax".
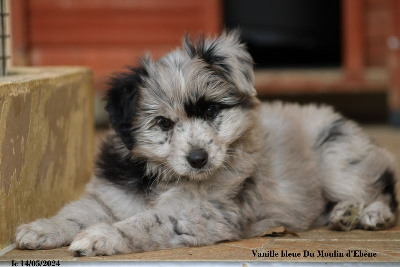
[{"xmin": 16, "ymin": 31, "xmax": 398, "ymax": 256}]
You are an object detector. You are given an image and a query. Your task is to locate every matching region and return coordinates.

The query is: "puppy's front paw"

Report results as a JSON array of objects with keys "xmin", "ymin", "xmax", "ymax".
[
  {"xmin": 329, "ymin": 201, "xmax": 363, "ymax": 231},
  {"xmin": 69, "ymin": 223, "xmax": 131, "ymax": 256},
  {"xmin": 16, "ymin": 219, "xmax": 69, "ymax": 249}
]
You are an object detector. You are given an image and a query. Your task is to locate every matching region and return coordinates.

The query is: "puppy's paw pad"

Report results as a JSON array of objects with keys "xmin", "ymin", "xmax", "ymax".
[
  {"xmin": 360, "ymin": 201, "xmax": 395, "ymax": 230},
  {"xmin": 329, "ymin": 201, "xmax": 363, "ymax": 231},
  {"xmin": 69, "ymin": 223, "xmax": 130, "ymax": 256},
  {"xmin": 15, "ymin": 219, "xmax": 69, "ymax": 250}
]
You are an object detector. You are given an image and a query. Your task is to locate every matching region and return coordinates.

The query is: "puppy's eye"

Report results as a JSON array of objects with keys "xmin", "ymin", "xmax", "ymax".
[
  {"xmin": 157, "ymin": 117, "xmax": 174, "ymax": 131},
  {"xmin": 205, "ymin": 106, "xmax": 219, "ymax": 119}
]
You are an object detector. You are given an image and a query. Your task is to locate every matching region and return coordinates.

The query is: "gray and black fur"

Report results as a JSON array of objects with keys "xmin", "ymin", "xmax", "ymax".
[{"xmin": 16, "ymin": 31, "xmax": 398, "ymax": 256}]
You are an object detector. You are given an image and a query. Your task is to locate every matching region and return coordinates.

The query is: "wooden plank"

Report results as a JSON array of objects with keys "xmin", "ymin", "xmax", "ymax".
[
  {"xmin": 29, "ymin": 45, "xmax": 179, "ymax": 91},
  {"xmin": 342, "ymin": 0, "xmax": 365, "ymax": 79},
  {"xmin": 387, "ymin": 0, "xmax": 400, "ymax": 116},
  {"xmin": 28, "ymin": 9, "xmax": 205, "ymax": 45},
  {"xmin": 10, "ymin": 0, "xmax": 30, "ymax": 65},
  {"xmin": 28, "ymin": 0, "xmax": 206, "ymax": 11},
  {"xmin": 23, "ymin": 0, "xmax": 222, "ymax": 92},
  {"xmin": 30, "ymin": 28, "xmax": 200, "ymax": 46},
  {"xmin": 29, "ymin": 46, "xmax": 172, "ymax": 67},
  {"xmin": 202, "ymin": 0, "xmax": 222, "ymax": 35},
  {"xmin": 364, "ymin": 0, "xmax": 394, "ymax": 66},
  {"xmin": 26, "ymin": 0, "xmax": 217, "ymax": 47},
  {"xmin": 255, "ymin": 68, "xmax": 388, "ymax": 95}
]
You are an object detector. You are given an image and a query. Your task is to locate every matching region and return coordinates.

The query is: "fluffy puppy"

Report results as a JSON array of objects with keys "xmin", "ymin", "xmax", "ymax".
[{"xmin": 16, "ymin": 31, "xmax": 398, "ymax": 256}]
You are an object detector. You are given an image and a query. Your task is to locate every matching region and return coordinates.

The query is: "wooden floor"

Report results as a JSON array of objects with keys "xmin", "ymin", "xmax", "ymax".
[
  {"xmin": 1, "ymin": 125, "xmax": 399, "ymax": 263},
  {"xmin": 1, "ymin": 227, "xmax": 400, "ymax": 262}
]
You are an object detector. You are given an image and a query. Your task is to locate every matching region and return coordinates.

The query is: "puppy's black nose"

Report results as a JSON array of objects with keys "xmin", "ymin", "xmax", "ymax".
[{"xmin": 187, "ymin": 149, "xmax": 208, "ymax": 169}]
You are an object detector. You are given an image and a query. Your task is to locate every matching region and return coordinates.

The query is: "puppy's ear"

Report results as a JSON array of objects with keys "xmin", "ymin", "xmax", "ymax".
[
  {"xmin": 184, "ymin": 30, "xmax": 256, "ymax": 96},
  {"xmin": 104, "ymin": 66, "xmax": 148, "ymax": 150}
]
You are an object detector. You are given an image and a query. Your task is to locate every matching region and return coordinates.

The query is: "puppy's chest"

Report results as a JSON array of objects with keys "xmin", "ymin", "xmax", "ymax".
[
  {"xmin": 147, "ymin": 183, "xmax": 214, "ymax": 206},
  {"xmin": 148, "ymin": 175, "xmax": 259, "ymax": 209}
]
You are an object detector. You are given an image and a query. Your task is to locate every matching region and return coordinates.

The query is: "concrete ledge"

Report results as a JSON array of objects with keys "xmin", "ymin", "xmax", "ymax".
[{"xmin": 0, "ymin": 67, "xmax": 94, "ymax": 249}]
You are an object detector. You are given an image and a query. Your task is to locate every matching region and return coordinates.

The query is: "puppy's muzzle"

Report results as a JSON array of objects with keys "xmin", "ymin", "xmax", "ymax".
[{"xmin": 187, "ymin": 149, "xmax": 208, "ymax": 169}]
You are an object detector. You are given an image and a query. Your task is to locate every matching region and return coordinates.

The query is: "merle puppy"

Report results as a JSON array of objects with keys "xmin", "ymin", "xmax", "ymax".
[{"xmin": 16, "ymin": 31, "xmax": 398, "ymax": 256}]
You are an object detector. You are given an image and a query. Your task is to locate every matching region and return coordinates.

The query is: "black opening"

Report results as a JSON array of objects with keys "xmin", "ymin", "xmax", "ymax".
[{"xmin": 224, "ymin": 0, "xmax": 342, "ymax": 69}]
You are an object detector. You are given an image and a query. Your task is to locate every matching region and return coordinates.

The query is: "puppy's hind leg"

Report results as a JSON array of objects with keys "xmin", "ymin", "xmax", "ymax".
[
  {"xmin": 316, "ymin": 118, "xmax": 398, "ymax": 231},
  {"xmin": 359, "ymin": 170, "xmax": 398, "ymax": 230},
  {"xmin": 329, "ymin": 169, "xmax": 397, "ymax": 231},
  {"xmin": 328, "ymin": 153, "xmax": 397, "ymax": 230},
  {"xmin": 329, "ymin": 147, "xmax": 397, "ymax": 231}
]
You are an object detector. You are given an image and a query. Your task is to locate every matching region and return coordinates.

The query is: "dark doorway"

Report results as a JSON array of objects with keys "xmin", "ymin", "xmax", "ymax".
[{"xmin": 224, "ymin": 0, "xmax": 342, "ymax": 69}]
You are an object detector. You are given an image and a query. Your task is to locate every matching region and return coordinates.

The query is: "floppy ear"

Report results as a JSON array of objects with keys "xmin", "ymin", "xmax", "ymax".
[
  {"xmin": 183, "ymin": 30, "xmax": 256, "ymax": 96},
  {"xmin": 104, "ymin": 66, "xmax": 148, "ymax": 150}
]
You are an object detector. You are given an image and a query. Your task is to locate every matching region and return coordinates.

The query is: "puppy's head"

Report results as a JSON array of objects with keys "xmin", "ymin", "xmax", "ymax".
[{"xmin": 105, "ymin": 30, "xmax": 259, "ymax": 180}]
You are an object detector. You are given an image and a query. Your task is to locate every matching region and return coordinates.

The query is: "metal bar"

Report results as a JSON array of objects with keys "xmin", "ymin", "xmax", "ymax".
[{"xmin": 0, "ymin": 0, "xmax": 6, "ymax": 76}]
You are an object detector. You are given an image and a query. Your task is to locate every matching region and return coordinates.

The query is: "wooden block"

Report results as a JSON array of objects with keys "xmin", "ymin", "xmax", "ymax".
[{"xmin": 0, "ymin": 67, "xmax": 94, "ymax": 250}]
